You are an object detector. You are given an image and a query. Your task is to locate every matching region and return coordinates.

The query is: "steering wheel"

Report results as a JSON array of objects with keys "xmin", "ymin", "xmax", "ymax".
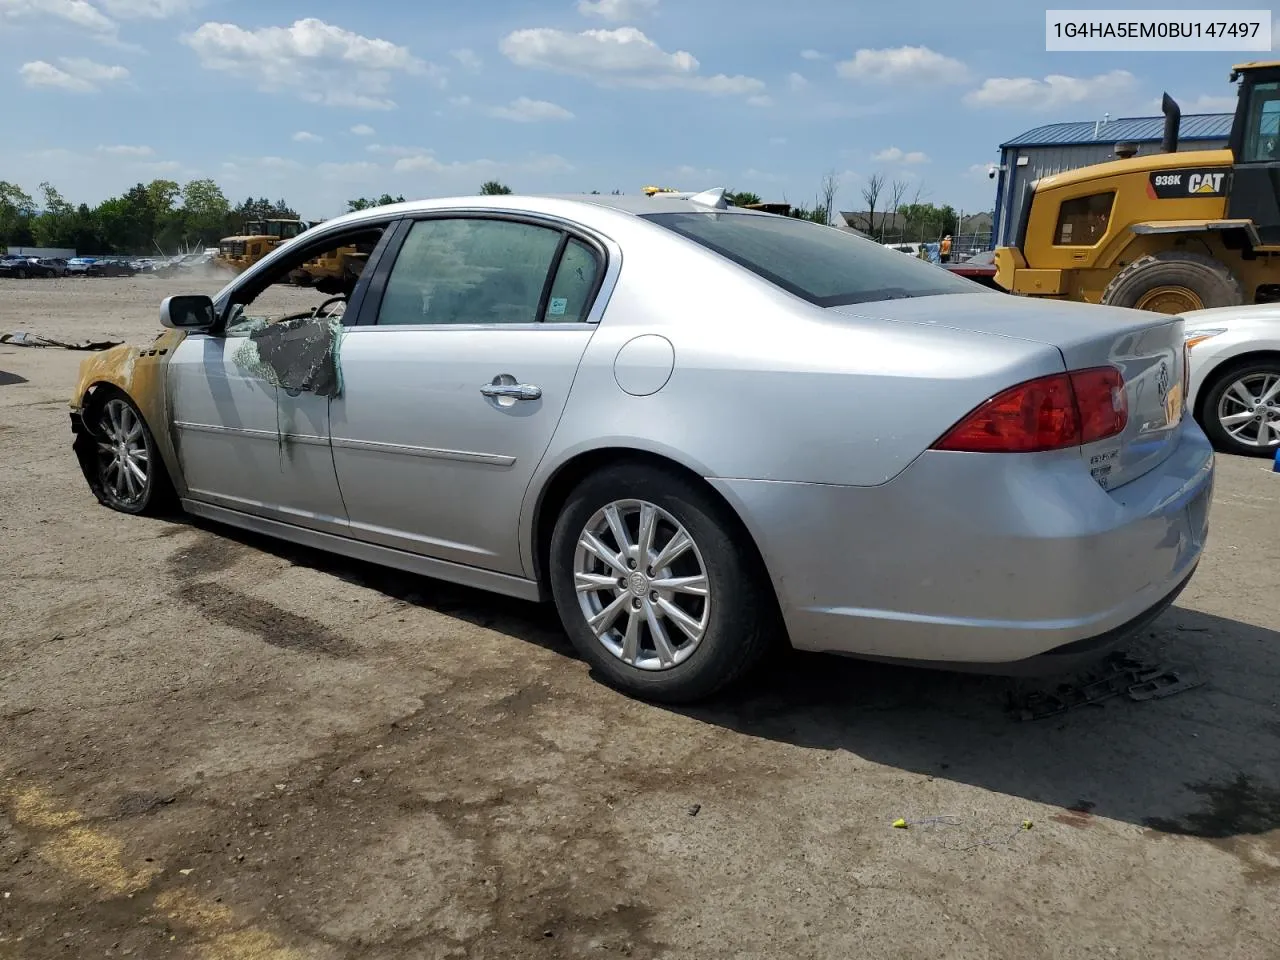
[{"xmin": 311, "ymin": 296, "xmax": 347, "ymax": 320}]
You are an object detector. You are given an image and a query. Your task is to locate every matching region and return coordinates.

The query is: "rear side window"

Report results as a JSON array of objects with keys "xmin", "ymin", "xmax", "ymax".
[
  {"xmin": 642, "ymin": 212, "xmax": 977, "ymax": 307},
  {"xmin": 544, "ymin": 238, "xmax": 601, "ymax": 322},
  {"xmin": 1053, "ymin": 193, "xmax": 1114, "ymax": 246},
  {"xmin": 378, "ymin": 218, "xmax": 563, "ymax": 326}
]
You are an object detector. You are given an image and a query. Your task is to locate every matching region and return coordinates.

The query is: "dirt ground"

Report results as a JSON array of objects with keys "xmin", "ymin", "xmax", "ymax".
[{"xmin": 1, "ymin": 276, "xmax": 1278, "ymax": 960}]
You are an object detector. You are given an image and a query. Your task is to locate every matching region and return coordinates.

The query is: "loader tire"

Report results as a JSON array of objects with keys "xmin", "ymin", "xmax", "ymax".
[{"xmin": 1102, "ymin": 251, "xmax": 1244, "ymax": 314}]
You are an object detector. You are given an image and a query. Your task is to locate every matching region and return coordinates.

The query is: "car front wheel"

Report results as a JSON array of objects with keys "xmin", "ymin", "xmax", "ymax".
[
  {"xmin": 549, "ymin": 464, "xmax": 776, "ymax": 703},
  {"xmin": 86, "ymin": 394, "xmax": 174, "ymax": 514},
  {"xmin": 1200, "ymin": 361, "xmax": 1280, "ymax": 457}
]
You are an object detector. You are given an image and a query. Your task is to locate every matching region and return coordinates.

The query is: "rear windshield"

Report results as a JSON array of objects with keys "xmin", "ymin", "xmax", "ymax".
[{"xmin": 643, "ymin": 211, "xmax": 980, "ymax": 307}]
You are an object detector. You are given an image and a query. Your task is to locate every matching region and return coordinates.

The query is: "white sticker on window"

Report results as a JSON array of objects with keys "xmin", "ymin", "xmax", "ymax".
[{"xmin": 548, "ymin": 297, "xmax": 568, "ymax": 317}]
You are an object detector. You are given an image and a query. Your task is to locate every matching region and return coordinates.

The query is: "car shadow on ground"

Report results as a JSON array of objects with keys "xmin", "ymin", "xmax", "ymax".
[{"xmin": 179, "ymin": 516, "xmax": 1280, "ymax": 842}]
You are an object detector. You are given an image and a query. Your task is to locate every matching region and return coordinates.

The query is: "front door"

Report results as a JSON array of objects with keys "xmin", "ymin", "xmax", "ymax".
[
  {"xmin": 330, "ymin": 216, "xmax": 606, "ymax": 576},
  {"xmin": 168, "ymin": 330, "xmax": 346, "ymax": 533}
]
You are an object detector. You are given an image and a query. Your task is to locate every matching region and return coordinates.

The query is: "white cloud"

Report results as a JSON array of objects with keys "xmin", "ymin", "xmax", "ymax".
[
  {"xmin": 964, "ymin": 70, "xmax": 1137, "ymax": 111},
  {"xmin": 351, "ymin": 124, "xmax": 376, "ymax": 136},
  {"xmin": 769, "ymin": 136, "xmax": 786, "ymax": 145},
  {"xmin": 292, "ymin": 130, "xmax": 323, "ymax": 143},
  {"xmin": 741, "ymin": 167, "xmax": 783, "ymax": 183},
  {"xmin": 872, "ymin": 146, "xmax": 928, "ymax": 163},
  {"xmin": 787, "ymin": 71, "xmax": 808, "ymax": 92},
  {"xmin": 836, "ymin": 45, "xmax": 969, "ymax": 85},
  {"xmin": 317, "ymin": 161, "xmax": 381, "ymax": 181},
  {"xmin": 0, "ymin": 0, "xmax": 115, "ymax": 34},
  {"xmin": 98, "ymin": 0, "xmax": 195, "ymax": 17},
  {"xmin": 183, "ymin": 18, "xmax": 438, "ymax": 110},
  {"xmin": 451, "ymin": 47, "xmax": 481, "ymax": 71},
  {"xmin": 393, "ymin": 151, "xmax": 572, "ymax": 177},
  {"xmin": 1175, "ymin": 94, "xmax": 1236, "ymax": 113},
  {"xmin": 20, "ymin": 57, "xmax": 128, "ymax": 92},
  {"xmin": 800, "ymin": 49, "xmax": 825, "ymax": 61},
  {"xmin": 97, "ymin": 144, "xmax": 154, "ymax": 156},
  {"xmin": 485, "ymin": 96, "xmax": 574, "ymax": 122},
  {"xmin": 367, "ymin": 143, "xmax": 426, "ymax": 157},
  {"xmin": 577, "ymin": 0, "xmax": 659, "ymax": 20},
  {"xmin": 500, "ymin": 27, "xmax": 764, "ymax": 96},
  {"xmin": 746, "ymin": 94, "xmax": 772, "ymax": 107}
]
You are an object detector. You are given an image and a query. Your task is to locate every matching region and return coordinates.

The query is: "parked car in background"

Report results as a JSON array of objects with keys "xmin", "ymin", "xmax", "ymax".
[
  {"xmin": 66, "ymin": 258, "xmax": 97, "ymax": 275},
  {"xmin": 69, "ymin": 190, "xmax": 1213, "ymax": 703},
  {"xmin": 0, "ymin": 257, "xmax": 58, "ymax": 278},
  {"xmin": 1183, "ymin": 302, "xmax": 1280, "ymax": 457},
  {"xmin": 39, "ymin": 258, "xmax": 70, "ymax": 277},
  {"xmin": 87, "ymin": 258, "xmax": 137, "ymax": 278}
]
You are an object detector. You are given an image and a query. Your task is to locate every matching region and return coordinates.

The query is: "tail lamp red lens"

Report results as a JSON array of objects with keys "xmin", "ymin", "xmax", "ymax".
[{"xmin": 933, "ymin": 367, "xmax": 1127, "ymax": 453}]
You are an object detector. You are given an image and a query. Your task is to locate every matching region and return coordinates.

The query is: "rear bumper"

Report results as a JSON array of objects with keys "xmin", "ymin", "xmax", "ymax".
[{"xmin": 711, "ymin": 418, "xmax": 1214, "ymax": 667}]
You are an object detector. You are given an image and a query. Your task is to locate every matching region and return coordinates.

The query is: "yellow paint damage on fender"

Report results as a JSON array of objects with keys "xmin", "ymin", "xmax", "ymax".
[{"xmin": 70, "ymin": 328, "xmax": 188, "ymax": 431}]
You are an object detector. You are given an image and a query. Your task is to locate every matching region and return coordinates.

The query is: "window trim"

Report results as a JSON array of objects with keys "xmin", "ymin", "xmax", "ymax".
[{"xmin": 357, "ymin": 210, "xmax": 612, "ymax": 330}]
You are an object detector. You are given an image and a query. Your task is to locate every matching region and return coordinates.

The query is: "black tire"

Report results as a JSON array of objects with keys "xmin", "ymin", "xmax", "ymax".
[
  {"xmin": 14, "ymin": 267, "xmax": 26, "ymax": 280},
  {"xmin": 79, "ymin": 390, "xmax": 176, "ymax": 515},
  {"xmin": 1102, "ymin": 251, "xmax": 1244, "ymax": 314},
  {"xmin": 548, "ymin": 463, "xmax": 777, "ymax": 703},
  {"xmin": 1197, "ymin": 359, "xmax": 1280, "ymax": 457}
]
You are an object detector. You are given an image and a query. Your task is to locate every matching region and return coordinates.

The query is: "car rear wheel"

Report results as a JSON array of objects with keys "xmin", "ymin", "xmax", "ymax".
[
  {"xmin": 549, "ymin": 464, "xmax": 776, "ymax": 703},
  {"xmin": 87, "ymin": 394, "xmax": 174, "ymax": 514},
  {"xmin": 1199, "ymin": 360, "xmax": 1280, "ymax": 457}
]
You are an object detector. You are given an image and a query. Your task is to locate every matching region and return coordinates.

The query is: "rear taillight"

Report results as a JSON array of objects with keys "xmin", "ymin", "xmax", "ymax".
[{"xmin": 933, "ymin": 366, "xmax": 1127, "ymax": 453}]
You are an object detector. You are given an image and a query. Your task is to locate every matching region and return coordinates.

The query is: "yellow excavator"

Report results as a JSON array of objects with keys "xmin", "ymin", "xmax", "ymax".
[
  {"xmin": 214, "ymin": 219, "xmax": 312, "ymax": 274},
  {"xmin": 996, "ymin": 60, "xmax": 1280, "ymax": 313}
]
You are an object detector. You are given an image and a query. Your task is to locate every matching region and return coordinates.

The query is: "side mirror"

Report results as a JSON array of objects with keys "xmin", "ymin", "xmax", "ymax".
[{"xmin": 160, "ymin": 294, "xmax": 216, "ymax": 331}]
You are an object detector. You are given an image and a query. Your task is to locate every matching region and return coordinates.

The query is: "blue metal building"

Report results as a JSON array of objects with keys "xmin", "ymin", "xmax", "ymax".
[{"xmin": 991, "ymin": 113, "xmax": 1234, "ymax": 247}]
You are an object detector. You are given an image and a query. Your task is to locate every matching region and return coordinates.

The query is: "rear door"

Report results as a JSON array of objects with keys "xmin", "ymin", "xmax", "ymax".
[{"xmin": 329, "ymin": 214, "xmax": 608, "ymax": 576}]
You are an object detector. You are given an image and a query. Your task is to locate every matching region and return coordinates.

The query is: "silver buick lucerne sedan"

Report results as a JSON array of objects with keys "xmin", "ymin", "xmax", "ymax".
[{"xmin": 70, "ymin": 189, "xmax": 1214, "ymax": 702}]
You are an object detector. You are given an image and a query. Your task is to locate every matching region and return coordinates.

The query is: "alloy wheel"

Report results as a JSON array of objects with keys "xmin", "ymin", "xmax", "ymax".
[
  {"xmin": 573, "ymin": 499, "xmax": 711, "ymax": 671},
  {"xmin": 1216, "ymin": 372, "xmax": 1280, "ymax": 449},
  {"xmin": 95, "ymin": 398, "xmax": 151, "ymax": 506}
]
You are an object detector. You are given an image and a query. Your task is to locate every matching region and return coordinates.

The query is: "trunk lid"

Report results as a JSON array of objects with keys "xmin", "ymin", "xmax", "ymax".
[{"xmin": 830, "ymin": 292, "xmax": 1187, "ymax": 490}]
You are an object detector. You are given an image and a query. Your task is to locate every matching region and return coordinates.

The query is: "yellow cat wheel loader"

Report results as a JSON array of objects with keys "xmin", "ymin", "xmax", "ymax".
[
  {"xmin": 995, "ymin": 61, "xmax": 1280, "ymax": 314},
  {"xmin": 214, "ymin": 219, "xmax": 312, "ymax": 275}
]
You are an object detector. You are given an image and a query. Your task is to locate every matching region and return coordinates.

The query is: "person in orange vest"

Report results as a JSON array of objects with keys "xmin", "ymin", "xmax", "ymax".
[{"xmin": 940, "ymin": 234, "xmax": 952, "ymax": 263}]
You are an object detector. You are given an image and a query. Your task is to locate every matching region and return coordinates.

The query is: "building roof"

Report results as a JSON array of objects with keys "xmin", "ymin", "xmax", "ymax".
[{"xmin": 1001, "ymin": 112, "xmax": 1233, "ymax": 148}]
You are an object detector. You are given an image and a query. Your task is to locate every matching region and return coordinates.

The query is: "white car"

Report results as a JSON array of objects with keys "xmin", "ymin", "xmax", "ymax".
[{"xmin": 1184, "ymin": 303, "xmax": 1280, "ymax": 457}]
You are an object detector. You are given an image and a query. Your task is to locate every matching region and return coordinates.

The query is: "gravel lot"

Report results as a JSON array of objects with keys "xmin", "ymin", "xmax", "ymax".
[{"xmin": 1, "ymin": 276, "xmax": 1278, "ymax": 959}]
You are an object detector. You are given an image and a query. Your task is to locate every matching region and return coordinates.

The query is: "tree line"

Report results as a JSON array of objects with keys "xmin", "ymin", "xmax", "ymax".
[
  {"xmin": 1, "ymin": 171, "xmax": 969, "ymax": 256},
  {"xmin": 0, "ymin": 178, "xmax": 300, "ymax": 255}
]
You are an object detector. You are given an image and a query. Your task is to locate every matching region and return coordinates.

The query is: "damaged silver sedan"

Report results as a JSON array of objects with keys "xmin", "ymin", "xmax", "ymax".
[{"xmin": 70, "ymin": 190, "xmax": 1213, "ymax": 703}]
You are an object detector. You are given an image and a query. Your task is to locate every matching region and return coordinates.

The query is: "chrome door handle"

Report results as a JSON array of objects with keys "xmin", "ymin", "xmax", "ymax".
[{"xmin": 481, "ymin": 380, "xmax": 542, "ymax": 401}]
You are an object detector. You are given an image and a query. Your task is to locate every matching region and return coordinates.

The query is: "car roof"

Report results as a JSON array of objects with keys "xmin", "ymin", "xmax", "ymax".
[{"xmin": 311, "ymin": 191, "xmax": 775, "ymax": 235}]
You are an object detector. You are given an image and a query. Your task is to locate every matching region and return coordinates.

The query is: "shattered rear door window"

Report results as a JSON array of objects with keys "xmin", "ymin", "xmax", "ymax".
[{"xmin": 378, "ymin": 218, "xmax": 563, "ymax": 326}]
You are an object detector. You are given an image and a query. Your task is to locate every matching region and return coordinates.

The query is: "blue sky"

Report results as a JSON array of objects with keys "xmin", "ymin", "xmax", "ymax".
[{"xmin": 0, "ymin": 0, "xmax": 1265, "ymax": 220}]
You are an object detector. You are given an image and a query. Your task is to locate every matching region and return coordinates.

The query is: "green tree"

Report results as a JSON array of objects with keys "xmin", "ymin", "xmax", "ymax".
[
  {"xmin": 0, "ymin": 181, "xmax": 36, "ymax": 246},
  {"xmin": 479, "ymin": 180, "xmax": 512, "ymax": 195},
  {"xmin": 347, "ymin": 194, "xmax": 406, "ymax": 211},
  {"xmin": 726, "ymin": 190, "xmax": 762, "ymax": 207},
  {"xmin": 181, "ymin": 178, "xmax": 231, "ymax": 245},
  {"xmin": 31, "ymin": 182, "xmax": 77, "ymax": 248},
  {"xmin": 898, "ymin": 202, "xmax": 959, "ymax": 240}
]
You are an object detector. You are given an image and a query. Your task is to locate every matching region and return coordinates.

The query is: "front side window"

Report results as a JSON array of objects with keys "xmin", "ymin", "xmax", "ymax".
[
  {"xmin": 643, "ymin": 212, "xmax": 977, "ymax": 307},
  {"xmin": 377, "ymin": 218, "xmax": 580, "ymax": 326},
  {"xmin": 1243, "ymin": 81, "xmax": 1280, "ymax": 162},
  {"xmin": 1053, "ymin": 193, "xmax": 1114, "ymax": 246}
]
